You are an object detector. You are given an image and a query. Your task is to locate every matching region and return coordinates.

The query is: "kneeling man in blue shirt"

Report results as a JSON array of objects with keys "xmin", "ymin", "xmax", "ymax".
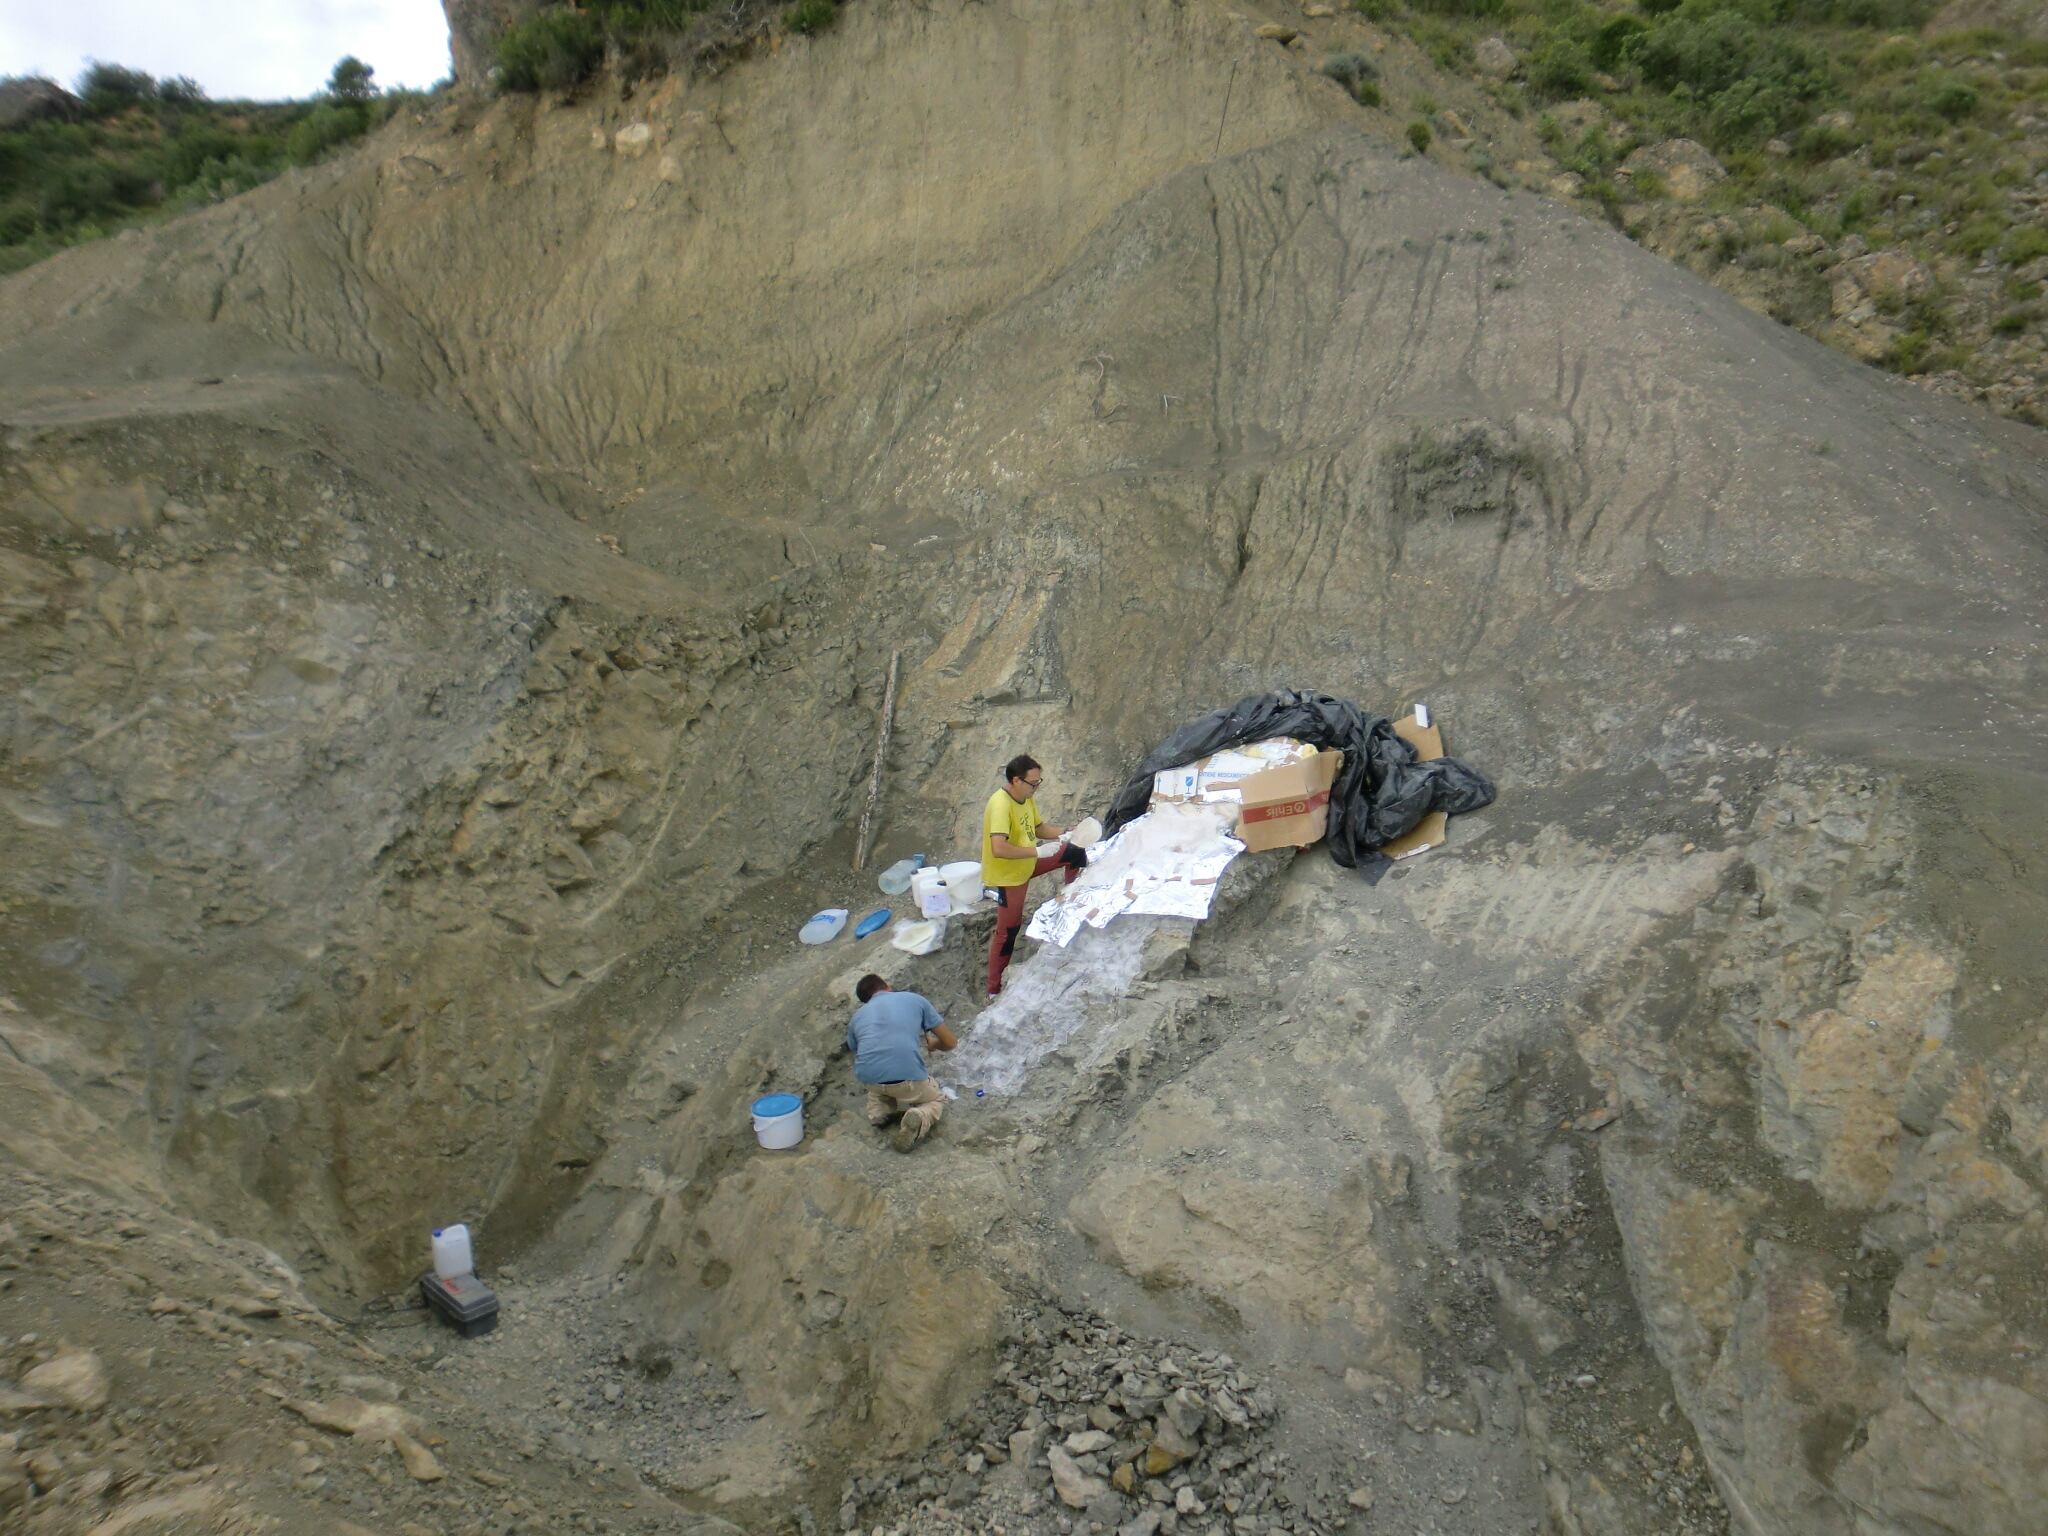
[{"xmin": 847, "ymin": 974, "xmax": 957, "ymax": 1152}]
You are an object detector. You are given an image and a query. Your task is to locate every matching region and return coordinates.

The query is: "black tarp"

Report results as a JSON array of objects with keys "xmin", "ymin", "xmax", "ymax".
[{"xmin": 1099, "ymin": 690, "xmax": 1496, "ymax": 868}]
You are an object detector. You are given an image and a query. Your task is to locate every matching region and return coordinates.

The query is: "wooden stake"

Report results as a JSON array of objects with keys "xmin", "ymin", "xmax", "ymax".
[{"xmin": 853, "ymin": 649, "xmax": 900, "ymax": 872}]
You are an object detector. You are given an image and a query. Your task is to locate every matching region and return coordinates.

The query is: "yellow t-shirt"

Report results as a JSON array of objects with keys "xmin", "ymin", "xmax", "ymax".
[{"xmin": 982, "ymin": 788, "xmax": 1041, "ymax": 888}]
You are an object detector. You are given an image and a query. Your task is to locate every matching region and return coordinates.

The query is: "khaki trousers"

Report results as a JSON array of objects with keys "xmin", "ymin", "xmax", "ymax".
[{"xmin": 865, "ymin": 1078, "xmax": 944, "ymax": 1139}]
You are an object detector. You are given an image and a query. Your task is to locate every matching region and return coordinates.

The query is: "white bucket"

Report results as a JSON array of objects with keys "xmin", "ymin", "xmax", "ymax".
[
  {"xmin": 912, "ymin": 867, "xmax": 950, "ymax": 919},
  {"xmin": 940, "ymin": 860, "xmax": 984, "ymax": 913},
  {"xmin": 750, "ymin": 1093, "xmax": 804, "ymax": 1150},
  {"xmin": 431, "ymin": 1223, "xmax": 474, "ymax": 1280}
]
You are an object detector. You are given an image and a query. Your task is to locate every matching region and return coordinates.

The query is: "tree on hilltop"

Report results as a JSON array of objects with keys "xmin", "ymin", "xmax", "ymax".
[{"xmin": 327, "ymin": 56, "xmax": 376, "ymax": 101}]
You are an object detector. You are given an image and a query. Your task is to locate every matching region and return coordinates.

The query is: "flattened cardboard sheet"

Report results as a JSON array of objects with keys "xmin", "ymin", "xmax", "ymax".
[{"xmin": 1379, "ymin": 713, "xmax": 1448, "ymax": 860}]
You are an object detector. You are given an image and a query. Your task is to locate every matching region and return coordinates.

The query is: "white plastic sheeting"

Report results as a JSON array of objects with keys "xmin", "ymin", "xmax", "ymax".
[
  {"xmin": 941, "ymin": 914, "xmax": 1164, "ymax": 1097},
  {"xmin": 1024, "ymin": 801, "xmax": 1244, "ymax": 948}
]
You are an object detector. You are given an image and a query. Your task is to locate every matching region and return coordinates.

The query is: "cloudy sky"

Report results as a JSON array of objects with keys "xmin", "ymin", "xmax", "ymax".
[{"xmin": 1, "ymin": 1, "xmax": 453, "ymax": 102}]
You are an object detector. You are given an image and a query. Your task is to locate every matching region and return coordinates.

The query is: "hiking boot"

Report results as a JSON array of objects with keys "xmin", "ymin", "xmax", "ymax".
[{"xmin": 891, "ymin": 1118, "xmax": 922, "ymax": 1154}]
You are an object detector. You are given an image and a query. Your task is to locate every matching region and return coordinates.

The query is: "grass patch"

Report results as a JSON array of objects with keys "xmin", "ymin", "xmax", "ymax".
[{"xmin": 2000, "ymin": 225, "xmax": 2048, "ymax": 267}]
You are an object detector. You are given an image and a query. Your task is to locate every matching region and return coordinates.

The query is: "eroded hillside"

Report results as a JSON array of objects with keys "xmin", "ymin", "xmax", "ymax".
[{"xmin": 3, "ymin": 3, "xmax": 2045, "ymax": 1534}]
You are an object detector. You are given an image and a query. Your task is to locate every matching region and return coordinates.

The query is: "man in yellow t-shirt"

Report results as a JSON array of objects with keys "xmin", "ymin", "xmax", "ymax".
[{"xmin": 983, "ymin": 753, "xmax": 1087, "ymax": 999}]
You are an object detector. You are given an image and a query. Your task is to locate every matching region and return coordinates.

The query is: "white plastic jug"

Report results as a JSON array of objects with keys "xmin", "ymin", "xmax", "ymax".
[
  {"xmin": 877, "ymin": 855, "xmax": 924, "ymax": 895},
  {"xmin": 940, "ymin": 860, "xmax": 984, "ymax": 913},
  {"xmin": 798, "ymin": 908, "xmax": 848, "ymax": 944},
  {"xmin": 432, "ymin": 1223, "xmax": 474, "ymax": 1280},
  {"xmin": 912, "ymin": 868, "xmax": 950, "ymax": 919}
]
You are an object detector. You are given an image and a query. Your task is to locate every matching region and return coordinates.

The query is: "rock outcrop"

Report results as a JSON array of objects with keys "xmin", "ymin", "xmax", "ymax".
[{"xmin": 439, "ymin": 0, "xmax": 542, "ymax": 86}]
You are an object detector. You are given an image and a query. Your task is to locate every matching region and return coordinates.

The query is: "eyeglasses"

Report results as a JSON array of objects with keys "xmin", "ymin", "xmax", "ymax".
[{"xmin": 1022, "ymin": 775, "xmax": 1044, "ymax": 789}]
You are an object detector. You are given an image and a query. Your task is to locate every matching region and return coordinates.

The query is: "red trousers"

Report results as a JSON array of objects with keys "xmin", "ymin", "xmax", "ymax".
[{"xmin": 987, "ymin": 850, "xmax": 1081, "ymax": 996}]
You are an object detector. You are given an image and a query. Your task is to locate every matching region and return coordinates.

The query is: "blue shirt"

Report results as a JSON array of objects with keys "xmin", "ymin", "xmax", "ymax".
[{"xmin": 846, "ymin": 991, "xmax": 944, "ymax": 1085}]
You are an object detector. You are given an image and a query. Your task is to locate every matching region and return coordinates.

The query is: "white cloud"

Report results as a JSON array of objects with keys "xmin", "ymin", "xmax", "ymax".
[{"xmin": 0, "ymin": 1, "xmax": 453, "ymax": 101}]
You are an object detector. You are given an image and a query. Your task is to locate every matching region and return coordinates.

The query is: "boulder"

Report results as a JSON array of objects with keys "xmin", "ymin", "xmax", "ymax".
[
  {"xmin": 1474, "ymin": 36, "xmax": 1518, "ymax": 78},
  {"xmin": 19, "ymin": 1349, "xmax": 109, "ymax": 1413},
  {"xmin": 1830, "ymin": 250, "xmax": 1933, "ymax": 316},
  {"xmin": 1621, "ymin": 139, "xmax": 1727, "ymax": 202}
]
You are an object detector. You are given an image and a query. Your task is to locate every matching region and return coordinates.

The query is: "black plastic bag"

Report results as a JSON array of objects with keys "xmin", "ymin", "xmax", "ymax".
[{"xmin": 1099, "ymin": 689, "xmax": 1496, "ymax": 867}]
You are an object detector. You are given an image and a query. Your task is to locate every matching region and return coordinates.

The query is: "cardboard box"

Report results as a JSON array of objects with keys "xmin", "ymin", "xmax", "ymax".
[
  {"xmin": 1152, "ymin": 738, "xmax": 1319, "ymax": 804},
  {"xmin": 1378, "ymin": 712, "xmax": 1447, "ymax": 860},
  {"xmin": 1234, "ymin": 747, "xmax": 1343, "ymax": 852}
]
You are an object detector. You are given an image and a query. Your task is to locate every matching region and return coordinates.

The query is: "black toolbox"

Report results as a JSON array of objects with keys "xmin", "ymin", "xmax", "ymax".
[{"xmin": 420, "ymin": 1270, "xmax": 500, "ymax": 1337}]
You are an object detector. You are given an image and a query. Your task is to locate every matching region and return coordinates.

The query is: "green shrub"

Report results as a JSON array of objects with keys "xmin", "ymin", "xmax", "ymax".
[
  {"xmin": 1950, "ymin": 215, "xmax": 2004, "ymax": 257},
  {"xmin": 162, "ymin": 125, "xmax": 248, "ymax": 186},
  {"xmin": 1408, "ymin": 17, "xmax": 1471, "ymax": 70},
  {"xmin": 1993, "ymin": 306, "xmax": 2040, "ymax": 335},
  {"xmin": 1797, "ymin": 117, "xmax": 1858, "ymax": 160},
  {"xmin": 1408, "ymin": 0, "xmax": 1505, "ymax": 16},
  {"xmin": 2000, "ymin": 225, "xmax": 2048, "ymax": 266},
  {"xmin": 787, "ymin": 0, "xmax": 839, "ymax": 35},
  {"xmin": 1590, "ymin": 17, "xmax": 1649, "ymax": 72},
  {"xmin": 285, "ymin": 103, "xmax": 372, "ymax": 166},
  {"xmin": 1528, "ymin": 38, "xmax": 1594, "ymax": 100},
  {"xmin": 1406, "ymin": 119, "xmax": 1433, "ymax": 154},
  {"xmin": 158, "ymin": 76, "xmax": 207, "ymax": 106},
  {"xmin": 1321, "ymin": 52, "xmax": 1382, "ymax": 107},
  {"xmin": 496, "ymin": 10, "xmax": 607, "ymax": 92},
  {"xmin": 1707, "ymin": 78, "xmax": 1803, "ymax": 144},
  {"xmin": 1353, "ymin": 0, "xmax": 1400, "ymax": 18},
  {"xmin": 1918, "ymin": 73, "xmax": 1979, "ymax": 122},
  {"xmin": 1887, "ymin": 327, "xmax": 1934, "ymax": 373}
]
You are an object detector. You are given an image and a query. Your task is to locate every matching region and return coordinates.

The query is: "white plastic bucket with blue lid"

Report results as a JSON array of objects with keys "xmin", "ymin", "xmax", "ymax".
[{"xmin": 751, "ymin": 1092, "xmax": 805, "ymax": 1150}]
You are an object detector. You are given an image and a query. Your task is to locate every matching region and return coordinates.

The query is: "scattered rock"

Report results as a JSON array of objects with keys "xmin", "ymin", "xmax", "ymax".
[
  {"xmin": 613, "ymin": 123, "xmax": 655, "ymax": 158},
  {"xmin": 392, "ymin": 1433, "xmax": 446, "ymax": 1482},
  {"xmin": 1255, "ymin": 24, "xmax": 1299, "ymax": 43},
  {"xmin": 1347, "ymin": 1485, "xmax": 1375, "ymax": 1510},
  {"xmin": 20, "ymin": 1348, "xmax": 109, "ymax": 1412},
  {"xmin": 1048, "ymin": 1445, "xmax": 1110, "ymax": 1509}
]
